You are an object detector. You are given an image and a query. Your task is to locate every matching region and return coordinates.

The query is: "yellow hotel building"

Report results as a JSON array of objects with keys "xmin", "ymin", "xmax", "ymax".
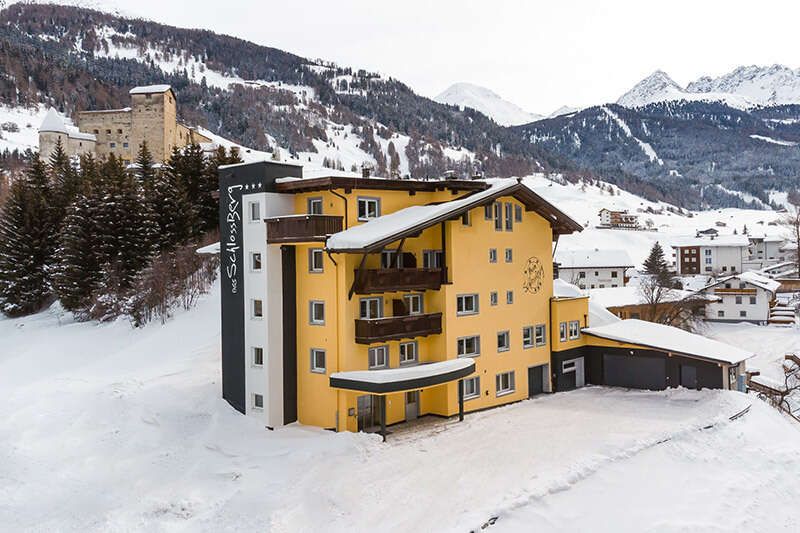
[{"xmin": 216, "ymin": 161, "xmax": 752, "ymax": 437}]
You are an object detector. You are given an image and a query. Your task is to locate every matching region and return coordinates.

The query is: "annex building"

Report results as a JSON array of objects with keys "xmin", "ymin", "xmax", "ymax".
[
  {"xmin": 38, "ymin": 84, "xmax": 212, "ymax": 163},
  {"xmin": 216, "ymin": 162, "xmax": 753, "ymax": 437}
]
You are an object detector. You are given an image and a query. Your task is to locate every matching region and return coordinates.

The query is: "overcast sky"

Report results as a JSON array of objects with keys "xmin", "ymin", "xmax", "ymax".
[{"xmin": 66, "ymin": 0, "xmax": 800, "ymax": 113}]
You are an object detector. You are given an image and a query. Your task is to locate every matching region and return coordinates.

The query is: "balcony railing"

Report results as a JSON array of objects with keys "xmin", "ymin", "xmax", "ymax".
[
  {"xmin": 266, "ymin": 215, "xmax": 343, "ymax": 244},
  {"xmin": 355, "ymin": 312, "xmax": 442, "ymax": 344},
  {"xmin": 713, "ymin": 287, "xmax": 756, "ymax": 295},
  {"xmin": 352, "ymin": 268, "xmax": 446, "ymax": 294}
]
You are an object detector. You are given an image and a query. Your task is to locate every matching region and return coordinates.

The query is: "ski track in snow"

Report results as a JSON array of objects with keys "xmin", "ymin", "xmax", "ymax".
[{"xmin": 601, "ymin": 106, "xmax": 664, "ymax": 165}]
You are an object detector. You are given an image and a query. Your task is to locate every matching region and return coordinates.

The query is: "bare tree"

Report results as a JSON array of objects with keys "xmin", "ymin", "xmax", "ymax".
[
  {"xmin": 638, "ymin": 275, "xmax": 708, "ymax": 331},
  {"xmin": 781, "ymin": 190, "xmax": 800, "ymax": 276},
  {"xmin": 749, "ymin": 355, "xmax": 800, "ymax": 422}
]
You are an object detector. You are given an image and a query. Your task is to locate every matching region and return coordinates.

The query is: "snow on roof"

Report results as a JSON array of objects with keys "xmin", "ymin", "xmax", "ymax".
[
  {"xmin": 326, "ymin": 180, "xmax": 519, "ymax": 251},
  {"xmin": 129, "ymin": 84, "xmax": 172, "ymax": 95},
  {"xmin": 39, "ymin": 108, "xmax": 67, "ymax": 133},
  {"xmin": 588, "ymin": 300, "xmax": 621, "ymax": 327},
  {"xmin": 330, "ymin": 358, "xmax": 474, "ymax": 385},
  {"xmin": 749, "ymin": 233, "xmax": 785, "ymax": 243},
  {"xmin": 556, "ymin": 248, "xmax": 634, "ymax": 269},
  {"xmin": 737, "ymin": 271, "xmax": 781, "ymax": 293},
  {"xmin": 588, "ymin": 286, "xmax": 712, "ymax": 308},
  {"xmin": 195, "ymin": 242, "xmax": 220, "ymax": 255},
  {"xmin": 670, "ymin": 234, "xmax": 750, "ymax": 248},
  {"xmin": 553, "ymin": 279, "xmax": 586, "ymax": 298},
  {"xmin": 582, "ymin": 319, "xmax": 754, "ymax": 364}
]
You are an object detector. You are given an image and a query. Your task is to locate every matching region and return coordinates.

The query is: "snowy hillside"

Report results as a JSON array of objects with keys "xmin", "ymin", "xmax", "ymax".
[
  {"xmin": 2, "ymin": 278, "xmax": 799, "ymax": 531},
  {"xmin": 434, "ymin": 82, "xmax": 543, "ymax": 126}
]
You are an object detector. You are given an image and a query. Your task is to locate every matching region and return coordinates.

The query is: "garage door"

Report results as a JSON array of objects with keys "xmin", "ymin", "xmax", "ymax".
[{"xmin": 603, "ymin": 353, "xmax": 667, "ymax": 390}]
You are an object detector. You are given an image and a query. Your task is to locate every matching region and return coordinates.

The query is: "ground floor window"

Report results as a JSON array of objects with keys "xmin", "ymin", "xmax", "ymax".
[
  {"xmin": 568, "ymin": 320, "xmax": 580, "ymax": 339},
  {"xmin": 496, "ymin": 371, "xmax": 515, "ymax": 396},
  {"xmin": 463, "ymin": 377, "xmax": 480, "ymax": 400},
  {"xmin": 310, "ymin": 348, "xmax": 326, "ymax": 373},
  {"xmin": 252, "ymin": 393, "xmax": 263, "ymax": 410}
]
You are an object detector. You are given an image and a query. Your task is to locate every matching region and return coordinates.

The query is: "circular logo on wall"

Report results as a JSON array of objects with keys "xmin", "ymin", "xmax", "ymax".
[{"xmin": 523, "ymin": 256, "xmax": 544, "ymax": 294}]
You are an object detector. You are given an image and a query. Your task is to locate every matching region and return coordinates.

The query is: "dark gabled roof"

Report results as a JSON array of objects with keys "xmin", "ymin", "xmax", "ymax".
[{"xmin": 275, "ymin": 176, "xmax": 488, "ymax": 194}]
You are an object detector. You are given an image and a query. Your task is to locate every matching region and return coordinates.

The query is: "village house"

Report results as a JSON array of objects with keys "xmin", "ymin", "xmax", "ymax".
[
  {"xmin": 587, "ymin": 285, "xmax": 716, "ymax": 327},
  {"xmin": 598, "ymin": 208, "xmax": 639, "ymax": 229},
  {"xmin": 554, "ymin": 248, "xmax": 634, "ymax": 289},
  {"xmin": 670, "ymin": 234, "xmax": 750, "ymax": 275},
  {"xmin": 699, "ymin": 271, "xmax": 780, "ymax": 324},
  {"xmin": 214, "ymin": 162, "xmax": 752, "ymax": 437},
  {"xmin": 39, "ymin": 84, "xmax": 212, "ymax": 163},
  {"xmin": 744, "ymin": 234, "xmax": 788, "ymax": 271}
]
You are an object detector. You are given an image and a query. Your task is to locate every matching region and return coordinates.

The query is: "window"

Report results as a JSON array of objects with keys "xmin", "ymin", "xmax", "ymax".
[
  {"xmin": 123, "ymin": 142, "xmax": 129, "ymax": 148},
  {"xmin": 106, "ymin": 129, "xmax": 111, "ymax": 134},
  {"xmin": 739, "ymin": 310, "xmax": 747, "ymax": 318},
  {"xmin": 252, "ymin": 394, "xmax": 263, "ymax": 409},
  {"xmin": 399, "ymin": 341, "xmax": 417, "ymax": 365},
  {"xmin": 309, "ymin": 248, "xmax": 324, "ymax": 272},
  {"xmin": 249, "ymin": 201, "xmax": 261, "ymax": 222},
  {"xmin": 750, "ymin": 296, "xmax": 756, "ymax": 305},
  {"xmin": 307, "ymin": 197, "xmax": 323, "ymax": 214},
  {"xmin": 310, "ymin": 300, "xmax": 325, "ymax": 324},
  {"xmin": 504, "ymin": 203, "xmax": 513, "ymax": 231},
  {"xmin": 368, "ymin": 346, "xmax": 389, "ymax": 369},
  {"xmin": 705, "ymin": 266, "xmax": 712, "ymax": 272},
  {"xmin": 251, "ymin": 252, "xmax": 262, "ymax": 271},
  {"xmin": 739, "ymin": 282, "xmax": 747, "ymax": 289},
  {"xmin": 252, "ymin": 347, "xmax": 264, "ymax": 366},
  {"xmin": 496, "ymin": 371, "xmax": 515, "ymax": 396},
  {"xmin": 462, "ymin": 376, "xmax": 480, "ymax": 400},
  {"xmin": 535, "ymin": 324, "xmax": 547, "ymax": 346},
  {"xmin": 490, "ymin": 291, "xmax": 498, "ymax": 306},
  {"xmin": 514, "ymin": 204, "xmax": 522, "ymax": 222},
  {"xmin": 568, "ymin": 320, "xmax": 580, "ymax": 340},
  {"xmin": 735, "ymin": 296, "xmax": 742, "ymax": 304},
  {"xmin": 522, "ymin": 326, "xmax": 534, "ymax": 348},
  {"xmin": 117, "ymin": 129, "xmax": 122, "ymax": 134},
  {"xmin": 559, "ymin": 322, "xmax": 567, "ymax": 342},
  {"xmin": 497, "ymin": 331, "xmax": 510, "ymax": 352},
  {"xmin": 489, "ymin": 248, "xmax": 497, "ymax": 263},
  {"xmin": 457, "ymin": 294, "xmax": 479, "ymax": 315},
  {"xmin": 457, "ymin": 335, "xmax": 481, "ymax": 357},
  {"xmin": 705, "ymin": 249, "xmax": 711, "ymax": 256},
  {"xmin": 594, "ymin": 271, "xmax": 599, "ymax": 276},
  {"xmin": 93, "ymin": 129, "xmax": 99, "ymax": 134},
  {"xmin": 579, "ymin": 271, "xmax": 586, "ymax": 278},
  {"xmin": 562, "ymin": 360, "xmax": 576, "ymax": 373},
  {"xmin": 423, "ymin": 250, "xmax": 443, "ymax": 269},
  {"xmin": 484, "ymin": 204, "xmax": 492, "ymax": 220},
  {"xmin": 357, "ymin": 197, "xmax": 380, "ymax": 220},
  {"xmin": 252, "ymin": 299, "xmax": 263, "ymax": 318},
  {"xmin": 718, "ymin": 310, "xmax": 725, "ymax": 318},
  {"xmin": 359, "ymin": 297, "xmax": 382, "ymax": 319},
  {"xmin": 505, "ymin": 248, "xmax": 513, "ymax": 263},
  {"xmin": 506, "ymin": 290, "xmax": 514, "ymax": 304},
  {"xmin": 145, "ymin": 94, "xmax": 152, "ymax": 100},
  {"xmin": 611, "ymin": 271, "xmax": 618, "ymax": 278},
  {"xmin": 705, "ymin": 258, "xmax": 712, "ymax": 264},
  {"xmin": 722, "ymin": 266, "xmax": 728, "ymax": 272},
  {"xmin": 109, "ymin": 142, "xmax": 116, "ymax": 148},
  {"xmin": 493, "ymin": 202, "xmax": 502, "ymax": 231},
  {"xmin": 310, "ymin": 349, "xmax": 326, "ymax": 373},
  {"xmin": 461, "ymin": 211, "xmax": 471, "ymax": 226},
  {"xmin": 404, "ymin": 294, "xmax": 423, "ymax": 315},
  {"xmin": 381, "ymin": 249, "xmax": 401, "ymax": 268}
]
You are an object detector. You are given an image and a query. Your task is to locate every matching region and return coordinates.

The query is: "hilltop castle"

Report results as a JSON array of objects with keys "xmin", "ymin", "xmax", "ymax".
[{"xmin": 38, "ymin": 84, "xmax": 212, "ymax": 163}]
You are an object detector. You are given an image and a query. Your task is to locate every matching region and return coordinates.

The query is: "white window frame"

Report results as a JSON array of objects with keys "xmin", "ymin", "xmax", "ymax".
[
  {"xmin": 368, "ymin": 345, "xmax": 389, "ymax": 369},
  {"xmin": 462, "ymin": 376, "xmax": 480, "ymax": 400},
  {"xmin": 505, "ymin": 248, "xmax": 513, "ymax": 263},
  {"xmin": 310, "ymin": 348, "xmax": 326, "ymax": 373},
  {"xmin": 252, "ymin": 346, "xmax": 264, "ymax": 366},
  {"xmin": 457, "ymin": 294, "xmax": 479, "ymax": 315},
  {"xmin": 457, "ymin": 335, "xmax": 481, "ymax": 357},
  {"xmin": 399, "ymin": 341, "xmax": 418, "ymax": 365},
  {"xmin": 357, "ymin": 196, "xmax": 381, "ymax": 220},
  {"xmin": 359, "ymin": 297, "xmax": 383, "ymax": 319},
  {"xmin": 250, "ymin": 252, "xmax": 262, "ymax": 272},
  {"xmin": 535, "ymin": 324, "xmax": 547, "ymax": 346},
  {"xmin": 496, "ymin": 371, "xmax": 515, "ymax": 396},
  {"xmin": 493, "ymin": 202, "xmax": 502, "ymax": 231},
  {"xmin": 522, "ymin": 326, "xmax": 534, "ymax": 349},
  {"xmin": 404, "ymin": 294, "xmax": 423, "ymax": 315},
  {"xmin": 497, "ymin": 330, "xmax": 510, "ymax": 352},
  {"xmin": 248, "ymin": 200, "xmax": 261, "ymax": 223},
  {"xmin": 252, "ymin": 299, "xmax": 263, "ymax": 319},
  {"xmin": 559, "ymin": 322, "xmax": 567, "ymax": 342},
  {"xmin": 252, "ymin": 393, "xmax": 264, "ymax": 410},
  {"xmin": 423, "ymin": 249, "xmax": 443, "ymax": 269},
  {"xmin": 568, "ymin": 320, "xmax": 580, "ymax": 340},
  {"xmin": 307, "ymin": 197, "xmax": 323, "ymax": 215},
  {"xmin": 309, "ymin": 248, "xmax": 324, "ymax": 273},
  {"xmin": 489, "ymin": 248, "xmax": 497, "ymax": 263},
  {"xmin": 310, "ymin": 300, "xmax": 325, "ymax": 325}
]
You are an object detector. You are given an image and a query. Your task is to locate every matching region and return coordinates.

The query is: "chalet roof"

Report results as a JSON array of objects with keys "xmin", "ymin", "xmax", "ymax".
[
  {"xmin": 588, "ymin": 286, "xmax": 716, "ymax": 308},
  {"xmin": 555, "ymin": 248, "xmax": 634, "ymax": 269},
  {"xmin": 670, "ymin": 234, "xmax": 750, "ymax": 248},
  {"xmin": 702, "ymin": 271, "xmax": 781, "ymax": 294},
  {"xmin": 582, "ymin": 319, "xmax": 753, "ymax": 365},
  {"xmin": 325, "ymin": 178, "xmax": 583, "ymax": 252},
  {"xmin": 129, "ymin": 84, "xmax": 172, "ymax": 95}
]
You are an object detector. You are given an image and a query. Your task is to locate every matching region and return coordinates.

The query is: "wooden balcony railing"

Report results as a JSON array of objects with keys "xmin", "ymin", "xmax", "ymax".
[
  {"xmin": 352, "ymin": 268, "xmax": 445, "ymax": 294},
  {"xmin": 713, "ymin": 288, "xmax": 757, "ymax": 295},
  {"xmin": 266, "ymin": 215, "xmax": 343, "ymax": 244},
  {"xmin": 355, "ymin": 312, "xmax": 442, "ymax": 344}
]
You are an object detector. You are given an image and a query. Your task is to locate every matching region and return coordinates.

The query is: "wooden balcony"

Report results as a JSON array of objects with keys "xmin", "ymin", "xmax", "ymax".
[
  {"xmin": 713, "ymin": 288, "xmax": 757, "ymax": 295},
  {"xmin": 355, "ymin": 312, "xmax": 442, "ymax": 344},
  {"xmin": 352, "ymin": 268, "xmax": 446, "ymax": 294},
  {"xmin": 266, "ymin": 215, "xmax": 343, "ymax": 244}
]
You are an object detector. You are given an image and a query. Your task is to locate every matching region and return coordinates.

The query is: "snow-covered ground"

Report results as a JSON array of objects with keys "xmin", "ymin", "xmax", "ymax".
[{"xmin": 2, "ymin": 279, "xmax": 800, "ymax": 532}]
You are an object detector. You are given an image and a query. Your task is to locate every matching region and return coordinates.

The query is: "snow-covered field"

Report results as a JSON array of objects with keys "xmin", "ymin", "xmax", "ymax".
[{"xmin": 2, "ymin": 280, "xmax": 800, "ymax": 532}]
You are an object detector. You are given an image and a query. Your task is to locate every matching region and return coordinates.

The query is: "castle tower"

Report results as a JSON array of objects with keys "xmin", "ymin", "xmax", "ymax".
[
  {"xmin": 129, "ymin": 84, "xmax": 177, "ymax": 162},
  {"xmin": 38, "ymin": 108, "xmax": 96, "ymax": 161}
]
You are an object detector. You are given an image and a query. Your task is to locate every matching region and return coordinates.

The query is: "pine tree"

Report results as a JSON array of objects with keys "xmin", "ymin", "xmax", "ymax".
[
  {"xmin": 642, "ymin": 241, "xmax": 673, "ymax": 286},
  {"xmin": 52, "ymin": 192, "xmax": 99, "ymax": 312},
  {"xmin": 0, "ymin": 161, "xmax": 53, "ymax": 316},
  {"xmin": 48, "ymin": 137, "xmax": 81, "ymax": 230},
  {"xmin": 134, "ymin": 141, "xmax": 156, "ymax": 186},
  {"xmin": 147, "ymin": 167, "xmax": 193, "ymax": 253}
]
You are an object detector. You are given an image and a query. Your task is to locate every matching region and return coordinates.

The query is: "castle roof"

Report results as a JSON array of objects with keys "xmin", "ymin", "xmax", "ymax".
[
  {"xmin": 129, "ymin": 84, "xmax": 172, "ymax": 95},
  {"xmin": 40, "ymin": 108, "xmax": 68, "ymax": 134}
]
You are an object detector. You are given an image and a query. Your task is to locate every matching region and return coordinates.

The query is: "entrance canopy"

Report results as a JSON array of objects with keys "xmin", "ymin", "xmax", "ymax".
[{"xmin": 330, "ymin": 359, "xmax": 475, "ymax": 394}]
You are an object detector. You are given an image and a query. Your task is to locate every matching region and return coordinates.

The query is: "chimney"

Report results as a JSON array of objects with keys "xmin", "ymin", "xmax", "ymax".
[
  {"xmin": 443, "ymin": 169, "xmax": 457, "ymax": 180},
  {"xmin": 361, "ymin": 162, "xmax": 373, "ymax": 178}
]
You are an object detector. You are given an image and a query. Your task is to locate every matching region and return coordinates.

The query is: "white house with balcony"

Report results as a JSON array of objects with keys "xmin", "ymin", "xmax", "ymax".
[
  {"xmin": 670, "ymin": 235, "xmax": 750, "ymax": 276},
  {"xmin": 555, "ymin": 248, "xmax": 634, "ymax": 289},
  {"xmin": 699, "ymin": 271, "xmax": 780, "ymax": 324}
]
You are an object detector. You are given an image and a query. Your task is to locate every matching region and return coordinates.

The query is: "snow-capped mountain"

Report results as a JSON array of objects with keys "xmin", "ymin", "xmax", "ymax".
[
  {"xmin": 616, "ymin": 70, "xmax": 752, "ymax": 109},
  {"xmin": 547, "ymin": 105, "xmax": 580, "ymax": 118},
  {"xmin": 434, "ymin": 82, "xmax": 543, "ymax": 126},
  {"xmin": 687, "ymin": 64, "xmax": 800, "ymax": 107}
]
